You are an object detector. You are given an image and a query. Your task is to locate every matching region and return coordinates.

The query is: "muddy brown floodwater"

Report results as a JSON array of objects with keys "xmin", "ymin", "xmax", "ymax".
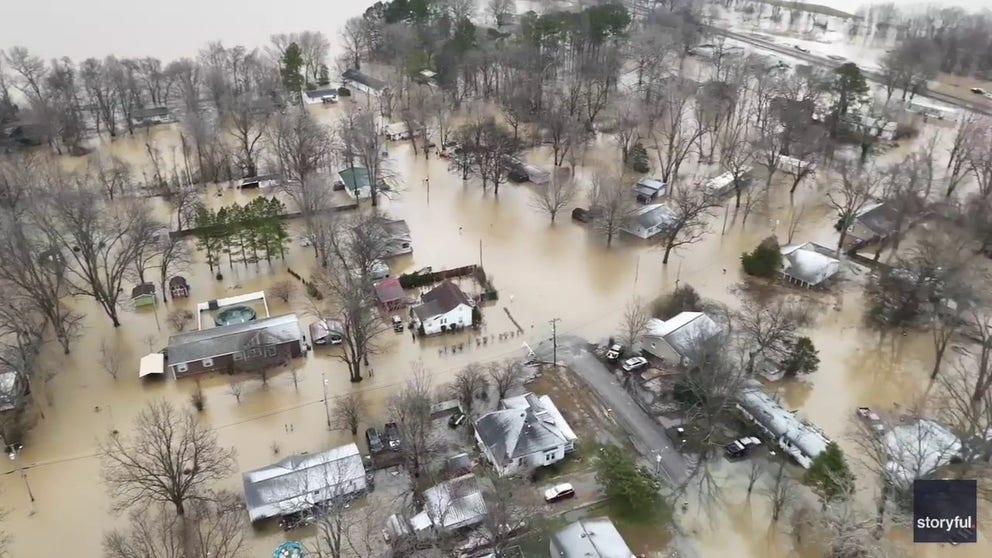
[{"xmin": 1, "ymin": 96, "xmax": 989, "ymax": 557}]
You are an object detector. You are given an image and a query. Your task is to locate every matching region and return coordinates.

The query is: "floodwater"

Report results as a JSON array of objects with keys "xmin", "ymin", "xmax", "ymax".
[
  {"xmin": 1, "ymin": 92, "xmax": 984, "ymax": 557},
  {"xmin": 2, "ymin": 5, "xmax": 991, "ymax": 558}
]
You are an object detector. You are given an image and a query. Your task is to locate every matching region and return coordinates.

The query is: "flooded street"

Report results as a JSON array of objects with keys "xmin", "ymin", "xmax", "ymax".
[{"xmin": 3, "ymin": 1, "xmax": 992, "ymax": 557}]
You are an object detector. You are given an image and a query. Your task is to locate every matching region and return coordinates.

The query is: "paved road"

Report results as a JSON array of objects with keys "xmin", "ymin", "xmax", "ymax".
[
  {"xmin": 706, "ymin": 25, "xmax": 992, "ymax": 118},
  {"xmin": 533, "ymin": 335, "xmax": 689, "ymax": 486}
]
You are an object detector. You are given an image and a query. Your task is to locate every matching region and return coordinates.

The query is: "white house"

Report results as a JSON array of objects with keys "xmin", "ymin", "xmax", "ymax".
[
  {"xmin": 474, "ymin": 393, "xmax": 577, "ymax": 477},
  {"xmin": 383, "ymin": 122, "xmax": 415, "ymax": 141},
  {"xmin": 641, "ymin": 312, "xmax": 721, "ymax": 365},
  {"xmin": 703, "ymin": 168, "xmax": 751, "ymax": 198},
  {"xmin": 241, "ymin": 443, "xmax": 367, "ymax": 522},
  {"xmin": 780, "ymin": 242, "xmax": 840, "ymax": 289},
  {"xmin": 550, "ymin": 518, "xmax": 635, "ymax": 558},
  {"xmin": 736, "ymin": 381, "xmax": 831, "ymax": 469},
  {"xmin": 238, "ymin": 174, "xmax": 282, "ymax": 189},
  {"xmin": 411, "ymin": 281, "xmax": 474, "ymax": 335},
  {"xmin": 412, "ymin": 474, "xmax": 488, "ymax": 535},
  {"xmin": 302, "ymin": 88, "xmax": 338, "ymax": 105},
  {"xmin": 883, "ymin": 419, "xmax": 963, "ymax": 490},
  {"xmin": 621, "ymin": 204, "xmax": 677, "ymax": 240},
  {"xmin": 342, "ymin": 68, "xmax": 387, "ymax": 96}
]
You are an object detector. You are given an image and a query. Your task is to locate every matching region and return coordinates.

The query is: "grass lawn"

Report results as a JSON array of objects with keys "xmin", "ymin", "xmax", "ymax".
[{"xmin": 585, "ymin": 500, "xmax": 674, "ymax": 556}]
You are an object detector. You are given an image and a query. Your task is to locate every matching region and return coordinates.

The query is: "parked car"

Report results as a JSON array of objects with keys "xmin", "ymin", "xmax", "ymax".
[
  {"xmin": 333, "ymin": 178, "xmax": 346, "ymax": 191},
  {"xmin": 392, "ymin": 315, "xmax": 404, "ymax": 332},
  {"xmin": 365, "ymin": 427, "xmax": 384, "ymax": 453},
  {"xmin": 827, "ymin": 54, "xmax": 846, "ymax": 61},
  {"xmin": 605, "ymin": 343, "xmax": 623, "ymax": 361},
  {"xmin": 384, "ymin": 422, "xmax": 401, "ymax": 450},
  {"xmin": 793, "ymin": 44, "xmax": 810, "ymax": 53},
  {"xmin": 571, "ymin": 206, "xmax": 605, "ymax": 223},
  {"xmin": 971, "ymin": 87, "xmax": 987, "ymax": 95},
  {"xmin": 724, "ymin": 436, "xmax": 762, "ymax": 460},
  {"xmin": 621, "ymin": 356, "xmax": 648, "ymax": 372},
  {"xmin": 438, "ymin": 141, "xmax": 460, "ymax": 157},
  {"xmin": 856, "ymin": 406, "xmax": 886, "ymax": 434},
  {"xmin": 370, "ymin": 260, "xmax": 390, "ymax": 280},
  {"xmin": 448, "ymin": 412, "xmax": 467, "ymax": 428},
  {"xmin": 544, "ymin": 483, "xmax": 576, "ymax": 503}
]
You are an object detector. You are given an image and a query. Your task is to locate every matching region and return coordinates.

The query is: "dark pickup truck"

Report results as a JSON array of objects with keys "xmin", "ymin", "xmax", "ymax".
[{"xmin": 384, "ymin": 422, "xmax": 401, "ymax": 450}]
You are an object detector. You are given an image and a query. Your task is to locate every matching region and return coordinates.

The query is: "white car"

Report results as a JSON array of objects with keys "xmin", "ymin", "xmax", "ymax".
[
  {"xmin": 544, "ymin": 483, "xmax": 575, "ymax": 503},
  {"xmin": 621, "ymin": 356, "xmax": 648, "ymax": 372},
  {"xmin": 793, "ymin": 44, "xmax": 810, "ymax": 53},
  {"xmin": 605, "ymin": 344, "xmax": 623, "ymax": 361},
  {"xmin": 369, "ymin": 260, "xmax": 390, "ymax": 280}
]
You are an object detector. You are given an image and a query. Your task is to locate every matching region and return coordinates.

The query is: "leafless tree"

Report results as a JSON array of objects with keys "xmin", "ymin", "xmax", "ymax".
[
  {"xmin": 224, "ymin": 93, "xmax": 269, "ymax": 178},
  {"xmin": 89, "ymin": 153, "xmax": 133, "ymax": 201},
  {"xmin": 269, "ymin": 279, "xmax": 294, "ymax": 304},
  {"xmin": 529, "ymin": 171, "xmax": 577, "ymax": 224},
  {"xmin": 660, "ymin": 188, "xmax": 717, "ymax": 264},
  {"xmin": 80, "ymin": 57, "xmax": 119, "ymax": 138},
  {"xmin": 619, "ymin": 295, "xmax": 652, "ymax": 348},
  {"xmin": 101, "ymin": 400, "xmax": 237, "ymax": 516},
  {"xmin": 102, "ymin": 491, "xmax": 247, "ymax": 558},
  {"xmin": 167, "ymin": 309, "xmax": 194, "ymax": 332},
  {"xmin": 99, "ymin": 338, "xmax": 123, "ymax": 381},
  {"xmin": 720, "ymin": 123, "xmax": 755, "ymax": 209},
  {"xmin": 965, "ymin": 117, "xmax": 992, "ymax": 198},
  {"xmin": 332, "ymin": 392, "xmax": 367, "ymax": 437},
  {"xmin": 589, "ymin": 166, "xmax": 636, "ymax": 247},
  {"xmin": 762, "ymin": 461, "xmax": 798, "ymax": 523},
  {"xmin": 34, "ymin": 173, "xmax": 159, "ymax": 327},
  {"xmin": 345, "ymin": 108, "xmax": 394, "ymax": 206},
  {"xmin": 828, "ymin": 162, "xmax": 882, "ymax": 253},
  {"xmin": 227, "ymin": 379, "xmax": 245, "ymax": 404},
  {"xmin": 462, "ymin": 116, "xmax": 522, "ymax": 195},
  {"xmin": 389, "ymin": 364, "xmax": 441, "ymax": 498},
  {"xmin": 784, "ymin": 126, "xmax": 827, "ymax": 196},
  {"xmin": 309, "ymin": 266, "xmax": 389, "ymax": 383},
  {"xmin": 797, "ymin": 496, "xmax": 898, "ymax": 558},
  {"xmin": 449, "ymin": 364, "xmax": 490, "ymax": 416},
  {"xmin": 647, "ymin": 78, "xmax": 703, "ymax": 186},
  {"xmin": 734, "ymin": 293, "xmax": 817, "ymax": 374},
  {"xmin": 487, "ymin": 360, "xmax": 525, "ymax": 400},
  {"xmin": 487, "ymin": 0, "xmax": 515, "ymax": 24}
]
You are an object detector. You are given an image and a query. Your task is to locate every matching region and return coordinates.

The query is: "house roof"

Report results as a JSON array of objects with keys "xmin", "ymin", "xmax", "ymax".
[
  {"xmin": 342, "ymin": 68, "xmax": 386, "ymax": 91},
  {"xmin": 412, "ymin": 281, "xmax": 471, "ymax": 321},
  {"xmin": 645, "ymin": 312, "xmax": 721, "ymax": 358},
  {"xmin": 780, "ymin": 242, "xmax": 840, "ymax": 286},
  {"xmin": 169, "ymin": 276, "xmax": 188, "ymax": 288},
  {"xmin": 133, "ymin": 106, "xmax": 169, "ymax": 118},
  {"xmin": 131, "ymin": 283, "xmax": 156, "ymax": 298},
  {"xmin": 629, "ymin": 204, "xmax": 677, "ymax": 231},
  {"xmin": 737, "ymin": 381, "xmax": 830, "ymax": 464},
  {"xmin": 883, "ymin": 419, "xmax": 962, "ymax": 488},
  {"xmin": 305, "ymin": 88, "xmax": 338, "ymax": 99},
  {"xmin": 338, "ymin": 168, "xmax": 372, "ymax": 192},
  {"xmin": 855, "ymin": 202, "xmax": 899, "ymax": 236},
  {"xmin": 633, "ymin": 177, "xmax": 666, "ymax": 197},
  {"xmin": 242, "ymin": 443, "xmax": 366, "ymax": 522},
  {"xmin": 166, "ymin": 313, "xmax": 302, "ymax": 365},
  {"xmin": 552, "ymin": 518, "xmax": 635, "ymax": 558},
  {"xmin": 475, "ymin": 393, "xmax": 576, "ymax": 466},
  {"xmin": 423, "ymin": 473, "xmax": 487, "ymax": 530},
  {"xmin": 138, "ymin": 353, "xmax": 165, "ymax": 378},
  {"xmin": 240, "ymin": 174, "xmax": 281, "ymax": 185},
  {"xmin": 375, "ymin": 276, "xmax": 405, "ymax": 304}
]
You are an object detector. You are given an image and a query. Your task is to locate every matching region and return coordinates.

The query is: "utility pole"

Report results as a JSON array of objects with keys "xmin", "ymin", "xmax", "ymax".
[
  {"xmin": 424, "ymin": 177, "xmax": 430, "ymax": 205},
  {"xmin": 479, "ymin": 239, "xmax": 483, "ymax": 268},
  {"xmin": 549, "ymin": 318, "xmax": 561, "ymax": 366},
  {"xmin": 321, "ymin": 370, "xmax": 331, "ymax": 429}
]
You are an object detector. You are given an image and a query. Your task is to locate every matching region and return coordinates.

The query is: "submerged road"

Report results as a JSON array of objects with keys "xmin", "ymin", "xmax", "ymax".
[
  {"xmin": 706, "ymin": 25, "xmax": 992, "ymax": 118},
  {"xmin": 533, "ymin": 335, "xmax": 689, "ymax": 486}
]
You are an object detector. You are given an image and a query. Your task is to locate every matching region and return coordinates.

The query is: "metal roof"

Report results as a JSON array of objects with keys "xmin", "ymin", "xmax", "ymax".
[
  {"xmin": 166, "ymin": 314, "xmax": 301, "ymax": 365},
  {"xmin": 242, "ymin": 443, "xmax": 366, "ymax": 522},
  {"xmin": 551, "ymin": 518, "xmax": 635, "ymax": 558},
  {"xmin": 475, "ymin": 394, "xmax": 575, "ymax": 466}
]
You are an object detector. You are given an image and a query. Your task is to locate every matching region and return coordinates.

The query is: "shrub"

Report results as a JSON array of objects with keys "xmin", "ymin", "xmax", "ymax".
[
  {"xmin": 651, "ymin": 285, "xmax": 701, "ymax": 319},
  {"xmin": 305, "ymin": 282, "xmax": 323, "ymax": 300},
  {"xmin": 782, "ymin": 336, "xmax": 820, "ymax": 376},
  {"xmin": 741, "ymin": 236, "xmax": 782, "ymax": 278},
  {"xmin": 167, "ymin": 309, "xmax": 195, "ymax": 332},
  {"xmin": 629, "ymin": 142, "xmax": 650, "ymax": 173}
]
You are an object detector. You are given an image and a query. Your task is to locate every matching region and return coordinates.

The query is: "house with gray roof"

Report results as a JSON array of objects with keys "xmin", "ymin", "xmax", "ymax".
[
  {"xmin": 550, "ymin": 517, "xmax": 635, "ymax": 558},
  {"xmin": 621, "ymin": 203, "xmax": 677, "ymax": 240},
  {"xmin": 133, "ymin": 106, "xmax": 171, "ymax": 126},
  {"xmin": 474, "ymin": 393, "xmax": 577, "ymax": 477},
  {"xmin": 883, "ymin": 419, "xmax": 962, "ymax": 490},
  {"xmin": 380, "ymin": 218, "xmax": 413, "ymax": 257},
  {"xmin": 847, "ymin": 201, "xmax": 899, "ymax": 243},
  {"xmin": 165, "ymin": 313, "xmax": 305, "ymax": 378},
  {"xmin": 642, "ymin": 311, "xmax": 722, "ymax": 366},
  {"xmin": 780, "ymin": 242, "xmax": 840, "ymax": 289},
  {"xmin": 411, "ymin": 281, "xmax": 474, "ymax": 335},
  {"xmin": 242, "ymin": 442, "xmax": 367, "ymax": 522},
  {"xmin": 342, "ymin": 68, "xmax": 387, "ymax": 96}
]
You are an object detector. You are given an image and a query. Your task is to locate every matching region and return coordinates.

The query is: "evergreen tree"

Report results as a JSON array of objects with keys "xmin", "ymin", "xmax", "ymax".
[
  {"xmin": 741, "ymin": 236, "xmax": 782, "ymax": 278},
  {"xmin": 782, "ymin": 336, "xmax": 820, "ymax": 377},
  {"xmin": 281, "ymin": 42, "xmax": 305, "ymax": 95},
  {"xmin": 804, "ymin": 442, "xmax": 855, "ymax": 502}
]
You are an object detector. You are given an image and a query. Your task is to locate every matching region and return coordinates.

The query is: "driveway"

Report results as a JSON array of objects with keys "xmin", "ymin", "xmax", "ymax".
[{"xmin": 532, "ymin": 336, "xmax": 689, "ymax": 486}]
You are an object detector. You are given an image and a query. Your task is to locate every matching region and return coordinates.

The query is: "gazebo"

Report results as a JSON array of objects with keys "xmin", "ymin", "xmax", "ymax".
[
  {"xmin": 169, "ymin": 275, "xmax": 190, "ymax": 298},
  {"xmin": 374, "ymin": 277, "xmax": 406, "ymax": 311}
]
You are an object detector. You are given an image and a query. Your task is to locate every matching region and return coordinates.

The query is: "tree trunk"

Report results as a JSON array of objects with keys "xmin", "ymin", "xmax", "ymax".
[{"xmin": 663, "ymin": 242, "xmax": 674, "ymax": 264}]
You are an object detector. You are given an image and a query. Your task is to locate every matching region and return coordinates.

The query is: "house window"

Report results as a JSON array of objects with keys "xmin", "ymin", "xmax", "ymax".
[
  {"xmin": 176, "ymin": 363, "xmax": 188, "ymax": 373},
  {"xmin": 545, "ymin": 451, "xmax": 556, "ymax": 462},
  {"xmin": 202, "ymin": 358, "xmax": 214, "ymax": 367},
  {"xmin": 517, "ymin": 458, "xmax": 525, "ymax": 466}
]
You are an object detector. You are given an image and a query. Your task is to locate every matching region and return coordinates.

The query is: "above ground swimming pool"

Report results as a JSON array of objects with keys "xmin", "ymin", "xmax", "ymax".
[{"xmin": 214, "ymin": 305, "xmax": 257, "ymax": 327}]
